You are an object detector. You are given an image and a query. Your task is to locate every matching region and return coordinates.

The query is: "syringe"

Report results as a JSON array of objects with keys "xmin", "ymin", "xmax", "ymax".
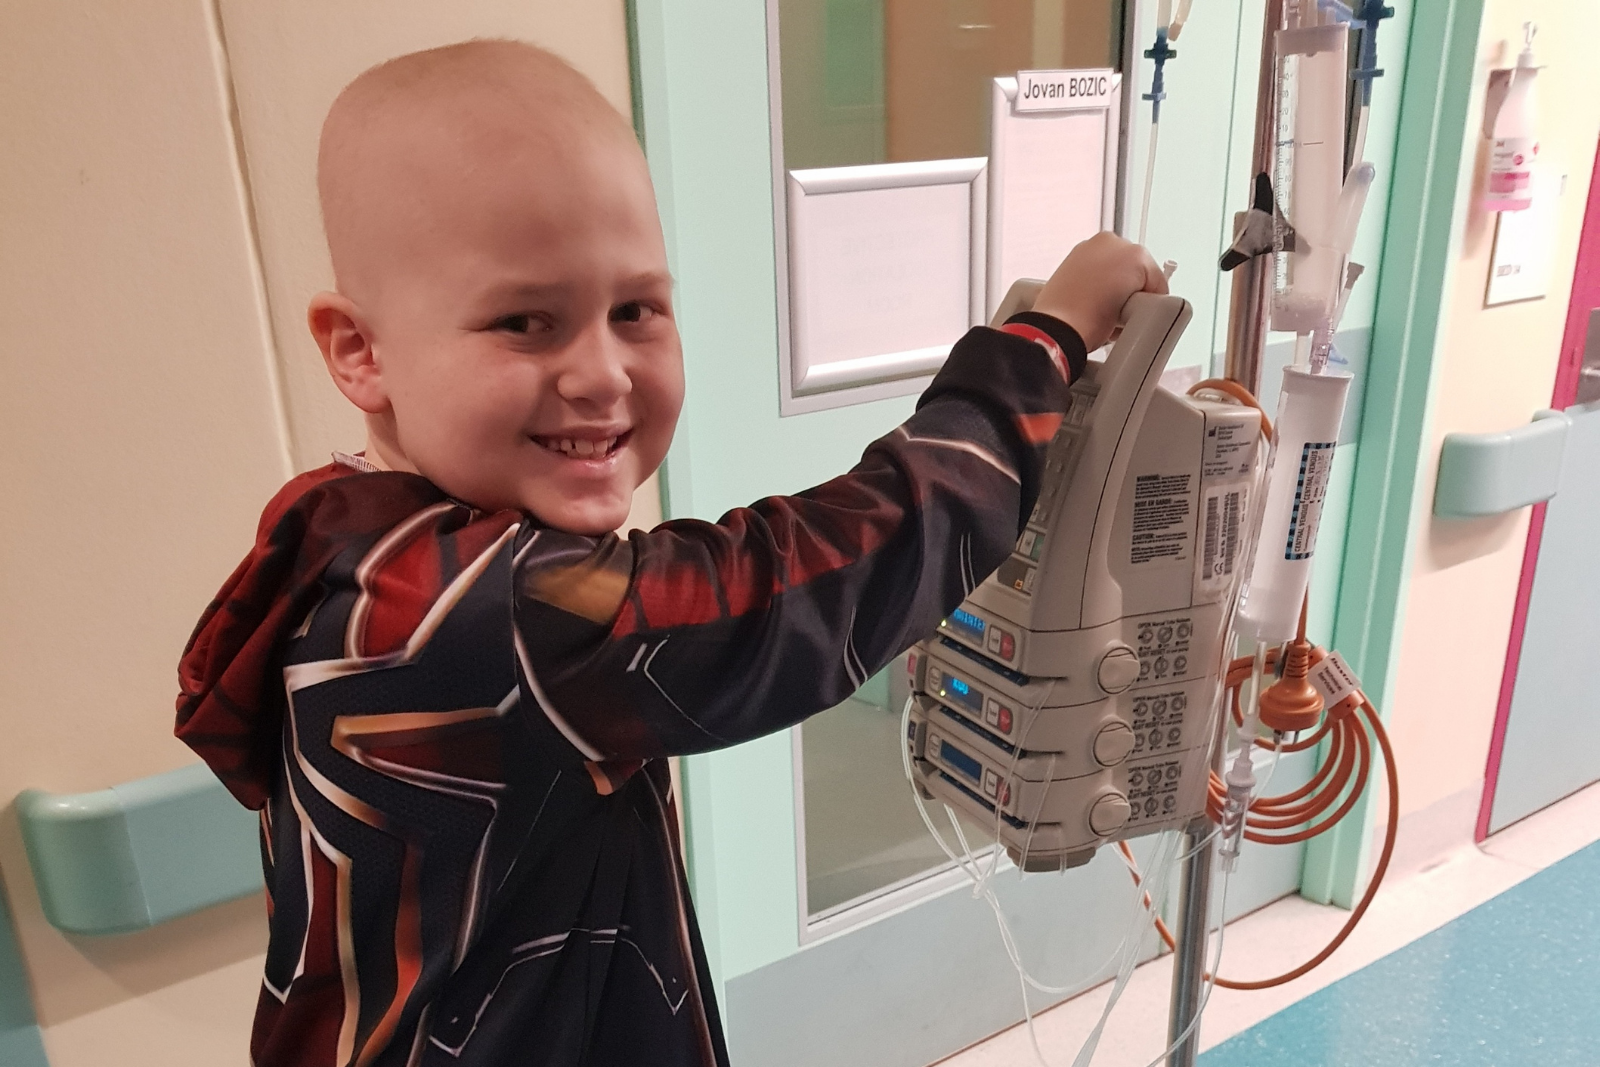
[{"xmin": 1309, "ymin": 161, "xmax": 1374, "ymax": 372}]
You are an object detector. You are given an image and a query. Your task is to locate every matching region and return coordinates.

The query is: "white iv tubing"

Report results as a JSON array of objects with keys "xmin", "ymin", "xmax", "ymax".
[
  {"xmin": 1139, "ymin": 122, "xmax": 1161, "ymax": 248},
  {"xmin": 901, "ymin": 694, "xmax": 1197, "ymax": 1067}
]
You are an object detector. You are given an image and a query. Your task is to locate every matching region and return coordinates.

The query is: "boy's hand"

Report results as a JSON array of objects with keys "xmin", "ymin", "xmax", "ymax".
[{"xmin": 1031, "ymin": 232, "xmax": 1168, "ymax": 351}]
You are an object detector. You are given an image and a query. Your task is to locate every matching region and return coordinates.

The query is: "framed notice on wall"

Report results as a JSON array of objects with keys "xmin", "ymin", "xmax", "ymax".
[
  {"xmin": 781, "ymin": 158, "xmax": 988, "ymax": 414},
  {"xmin": 988, "ymin": 71, "xmax": 1121, "ymax": 318},
  {"xmin": 772, "ymin": 69, "xmax": 1121, "ymax": 416}
]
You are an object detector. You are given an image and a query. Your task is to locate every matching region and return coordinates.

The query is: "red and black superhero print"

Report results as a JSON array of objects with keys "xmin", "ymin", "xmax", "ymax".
[{"xmin": 175, "ymin": 317, "xmax": 1085, "ymax": 1067}]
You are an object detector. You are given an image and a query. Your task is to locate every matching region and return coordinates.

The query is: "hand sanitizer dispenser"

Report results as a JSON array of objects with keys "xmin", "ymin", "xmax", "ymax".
[{"xmin": 1485, "ymin": 23, "xmax": 1541, "ymax": 213}]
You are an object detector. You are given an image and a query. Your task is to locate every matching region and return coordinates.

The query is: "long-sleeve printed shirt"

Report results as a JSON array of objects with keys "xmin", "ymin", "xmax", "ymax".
[{"xmin": 175, "ymin": 316, "xmax": 1084, "ymax": 1066}]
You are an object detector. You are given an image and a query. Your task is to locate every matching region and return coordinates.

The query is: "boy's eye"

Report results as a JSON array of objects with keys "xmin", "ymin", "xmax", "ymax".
[
  {"xmin": 610, "ymin": 301, "xmax": 654, "ymax": 324},
  {"xmin": 488, "ymin": 313, "xmax": 548, "ymax": 335}
]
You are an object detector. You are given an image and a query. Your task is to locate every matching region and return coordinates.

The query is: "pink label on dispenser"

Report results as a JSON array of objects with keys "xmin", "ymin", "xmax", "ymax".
[{"xmin": 1489, "ymin": 137, "xmax": 1538, "ymax": 195}]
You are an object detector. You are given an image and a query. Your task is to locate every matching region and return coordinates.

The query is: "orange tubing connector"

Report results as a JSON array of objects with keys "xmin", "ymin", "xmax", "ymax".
[
  {"xmin": 1121, "ymin": 602, "xmax": 1398, "ymax": 990},
  {"xmin": 1259, "ymin": 601, "xmax": 1323, "ymax": 734}
]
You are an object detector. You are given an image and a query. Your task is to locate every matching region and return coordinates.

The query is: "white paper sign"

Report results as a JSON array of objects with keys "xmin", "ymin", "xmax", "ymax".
[
  {"xmin": 987, "ymin": 75, "xmax": 1120, "ymax": 315},
  {"xmin": 1015, "ymin": 69, "xmax": 1117, "ymax": 113},
  {"xmin": 1486, "ymin": 166, "xmax": 1562, "ymax": 306}
]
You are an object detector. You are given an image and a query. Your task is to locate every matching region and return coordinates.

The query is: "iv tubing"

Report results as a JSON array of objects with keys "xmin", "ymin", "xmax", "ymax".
[
  {"xmin": 902, "ymin": 693, "xmax": 1194, "ymax": 1067},
  {"xmin": 1116, "ymin": 852, "xmax": 1232, "ymax": 1067},
  {"xmin": 1139, "ymin": 12, "xmax": 1179, "ymax": 248},
  {"xmin": 1169, "ymin": 0, "xmax": 1195, "ymax": 39},
  {"xmin": 1349, "ymin": 107, "xmax": 1371, "ymax": 175},
  {"xmin": 1139, "ymin": 122, "xmax": 1161, "ymax": 248},
  {"xmin": 1133, "ymin": 379, "xmax": 1397, "ymax": 992},
  {"xmin": 1123, "ymin": 659, "xmax": 1399, "ymax": 990},
  {"xmin": 1145, "ymin": 883, "xmax": 1230, "ymax": 1067}
]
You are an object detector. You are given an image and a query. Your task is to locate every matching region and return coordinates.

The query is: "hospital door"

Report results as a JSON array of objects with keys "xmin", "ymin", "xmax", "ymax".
[
  {"xmin": 1481, "ymin": 139, "xmax": 1600, "ymax": 837},
  {"xmin": 642, "ymin": 3, "xmax": 1325, "ymax": 1065}
]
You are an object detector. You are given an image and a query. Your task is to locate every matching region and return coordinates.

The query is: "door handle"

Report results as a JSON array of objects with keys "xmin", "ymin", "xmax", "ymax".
[{"xmin": 1434, "ymin": 411, "xmax": 1569, "ymax": 518}]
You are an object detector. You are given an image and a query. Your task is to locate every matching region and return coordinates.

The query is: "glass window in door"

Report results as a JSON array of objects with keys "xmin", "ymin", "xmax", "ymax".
[
  {"xmin": 779, "ymin": 0, "xmax": 1127, "ymax": 927},
  {"xmin": 778, "ymin": 0, "xmax": 1125, "ymax": 170}
]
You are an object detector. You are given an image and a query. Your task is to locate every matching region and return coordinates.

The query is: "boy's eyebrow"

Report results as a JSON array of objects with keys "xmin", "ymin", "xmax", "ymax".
[
  {"xmin": 623, "ymin": 270, "xmax": 676, "ymax": 291},
  {"xmin": 478, "ymin": 272, "xmax": 676, "ymax": 305}
]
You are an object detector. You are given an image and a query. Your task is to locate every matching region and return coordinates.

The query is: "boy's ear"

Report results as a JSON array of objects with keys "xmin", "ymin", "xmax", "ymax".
[{"xmin": 308, "ymin": 292, "xmax": 387, "ymax": 414}]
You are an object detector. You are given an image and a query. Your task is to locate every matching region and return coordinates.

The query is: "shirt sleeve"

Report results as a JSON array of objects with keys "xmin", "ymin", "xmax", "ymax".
[{"xmin": 511, "ymin": 320, "xmax": 1083, "ymax": 761}]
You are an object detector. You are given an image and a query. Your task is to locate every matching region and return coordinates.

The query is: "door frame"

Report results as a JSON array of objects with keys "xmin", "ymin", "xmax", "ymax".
[{"xmin": 1301, "ymin": 0, "xmax": 1487, "ymax": 906}]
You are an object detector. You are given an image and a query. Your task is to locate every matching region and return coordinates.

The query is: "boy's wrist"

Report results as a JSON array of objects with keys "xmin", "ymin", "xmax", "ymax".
[{"xmin": 999, "ymin": 312, "xmax": 1088, "ymax": 384}]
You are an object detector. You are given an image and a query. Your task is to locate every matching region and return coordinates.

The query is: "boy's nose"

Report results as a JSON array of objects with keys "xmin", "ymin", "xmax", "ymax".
[{"xmin": 556, "ymin": 325, "xmax": 632, "ymax": 405}]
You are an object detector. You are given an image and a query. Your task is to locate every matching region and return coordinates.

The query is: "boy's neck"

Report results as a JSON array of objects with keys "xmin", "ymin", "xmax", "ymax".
[
  {"xmin": 362, "ymin": 426, "xmax": 416, "ymax": 474},
  {"xmin": 362, "ymin": 437, "xmax": 392, "ymax": 471}
]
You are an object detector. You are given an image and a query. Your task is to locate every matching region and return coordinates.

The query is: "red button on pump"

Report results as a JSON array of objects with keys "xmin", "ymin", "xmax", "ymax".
[
  {"xmin": 997, "ymin": 705, "xmax": 1013, "ymax": 735},
  {"xmin": 999, "ymin": 630, "xmax": 1016, "ymax": 661}
]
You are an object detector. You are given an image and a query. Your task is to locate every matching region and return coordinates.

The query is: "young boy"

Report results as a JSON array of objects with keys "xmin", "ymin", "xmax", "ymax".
[{"xmin": 176, "ymin": 39, "xmax": 1165, "ymax": 1067}]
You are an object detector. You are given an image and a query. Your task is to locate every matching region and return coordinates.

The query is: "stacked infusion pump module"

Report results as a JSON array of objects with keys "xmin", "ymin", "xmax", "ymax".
[{"xmin": 907, "ymin": 289, "xmax": 1262, "ymax": 871}]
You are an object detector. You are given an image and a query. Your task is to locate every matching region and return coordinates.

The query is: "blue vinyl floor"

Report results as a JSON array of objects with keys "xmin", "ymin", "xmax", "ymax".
[{"xmin": 1199, "ymin": 839, "xmax": 1600, "ymax": 1066}]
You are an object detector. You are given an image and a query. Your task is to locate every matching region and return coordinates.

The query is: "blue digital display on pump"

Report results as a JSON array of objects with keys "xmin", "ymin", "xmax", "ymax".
[
  {"xmin": 938, "ymin": 739, "xmax": 983, "ymax": 784},
  {"xmin": 940, "ymin": 673, "xmax": 985, "ymax": 714},
  {"xmin": 947, "ymin": 608, "xmax": 986, "ymax": 644}
]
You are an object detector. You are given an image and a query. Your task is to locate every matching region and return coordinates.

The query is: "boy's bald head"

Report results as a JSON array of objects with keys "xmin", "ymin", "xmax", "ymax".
[
  {"xmin": 307, "ymin": 40, "xmax": 679, "ymax": 534},
  {"xmin": 318, "ymin": 39, "xmax": 642, "ymax": 304}
]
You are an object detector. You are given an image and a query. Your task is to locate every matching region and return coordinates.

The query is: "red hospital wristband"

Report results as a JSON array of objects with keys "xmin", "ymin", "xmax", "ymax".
[{"xmin": 998, "ymin": 322, "xmax": 1073, "ymax": 383}]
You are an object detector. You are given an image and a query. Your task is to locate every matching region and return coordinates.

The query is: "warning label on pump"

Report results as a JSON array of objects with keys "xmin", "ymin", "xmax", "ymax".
[
  {"xmin": 1284, "ymin": 442, "xmax": 1336, "ymax": 560},
  {"xmin": 1131, "ymin": 473, "xmax": 1192, "ymax": 565}
]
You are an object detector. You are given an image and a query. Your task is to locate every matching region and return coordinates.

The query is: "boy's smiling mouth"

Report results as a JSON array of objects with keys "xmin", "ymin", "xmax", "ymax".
[{"xmin": 530, "ymin": 430, "xmax": 632, "ymax": 460}]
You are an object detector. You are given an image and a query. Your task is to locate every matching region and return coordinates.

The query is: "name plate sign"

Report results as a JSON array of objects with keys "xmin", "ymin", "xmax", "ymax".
[{"xmin": 1014, "ymin": 69, "xmax": 1116, "ymax": 113}]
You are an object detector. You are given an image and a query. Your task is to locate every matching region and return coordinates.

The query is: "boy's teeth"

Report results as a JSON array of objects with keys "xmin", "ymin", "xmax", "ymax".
[{"xmin": 546, "ymin": 436, "xmax": 619, "ymax": 457}]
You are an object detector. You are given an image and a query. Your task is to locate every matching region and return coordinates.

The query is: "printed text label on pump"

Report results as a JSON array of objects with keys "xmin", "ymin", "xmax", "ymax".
[{"xmin": 1015, "ymin": 69, "xmax": 1117, "ymax": 114}]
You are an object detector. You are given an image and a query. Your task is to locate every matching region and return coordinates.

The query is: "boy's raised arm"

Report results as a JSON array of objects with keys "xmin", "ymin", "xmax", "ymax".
[
  {"xmin": 513, "ymin": 323, "xmax": 1069, "ymax": 761},
  {"xmin": 513, "ymin": 235, "xmax": 1166, "ymax": 763}
]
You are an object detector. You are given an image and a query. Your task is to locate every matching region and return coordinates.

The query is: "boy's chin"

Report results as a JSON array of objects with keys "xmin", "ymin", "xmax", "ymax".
[{"xmin": 524, "ymin": 491, "xmax": 633, "ymax": 536}]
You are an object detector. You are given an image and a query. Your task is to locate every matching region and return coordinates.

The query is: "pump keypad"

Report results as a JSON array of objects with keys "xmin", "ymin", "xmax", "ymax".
[
  {"xmin": 1135, "ymin": 614, "xmax": 1195, "ymax": 683},
  {"xmin": 1125, "ymin": 758, "xmax": 1183, "ymax": 825},
  {"xmin": 1129, "ymin": 689, "xmax": 1188, "ymax": 756}
]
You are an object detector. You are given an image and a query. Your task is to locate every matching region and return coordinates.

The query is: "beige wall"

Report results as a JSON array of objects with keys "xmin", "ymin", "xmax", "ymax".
[
  {"xmin": 1387, "ymin": 0, "xmax": 1600, "ymax": 821},
  {"xmin": 0, "ymin": 3, "xmax": 646, "ymax": 1064}
]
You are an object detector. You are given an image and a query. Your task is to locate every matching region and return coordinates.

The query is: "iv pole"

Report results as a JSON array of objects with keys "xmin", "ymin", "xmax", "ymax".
[
  {"xmin": 1168, "ymin": 0, "xmax": 1389, "ymax": 1055},
  {"xmin": 1221, "ymin": 0, "xmax": 1286, "ymax": 396},
  {"xmin": 1167, "ymin": 1, "xmax": 1283, "ymax": 1063}
]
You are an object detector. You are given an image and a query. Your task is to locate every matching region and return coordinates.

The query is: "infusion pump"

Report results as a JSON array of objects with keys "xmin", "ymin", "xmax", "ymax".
[{"xmin": 907, "ymin": 289, "xmax": 1262, "ymax": 871}]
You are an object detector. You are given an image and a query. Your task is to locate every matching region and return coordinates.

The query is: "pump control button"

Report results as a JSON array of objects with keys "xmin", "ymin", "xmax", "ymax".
[
  {"xmin": 1097, "ymin": 647, "xmax": 1140, "ymax": 693},
  {"xmin": 1089, "ymin": 793, "xmax": 1132, "ymax": 836},
  {"xmin": 1093, "ymin": 723, "xmax": 1136, "ymax": 766}
]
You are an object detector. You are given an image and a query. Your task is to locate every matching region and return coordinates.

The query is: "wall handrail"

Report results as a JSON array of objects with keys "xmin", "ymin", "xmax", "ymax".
[
  {"xmin": 16, "ymin": 763, "xmax": 261, "ymax": 936},
  {"xmin": 1433, "ymin": 410, "xmax": 1570, "ymax": 518}
]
